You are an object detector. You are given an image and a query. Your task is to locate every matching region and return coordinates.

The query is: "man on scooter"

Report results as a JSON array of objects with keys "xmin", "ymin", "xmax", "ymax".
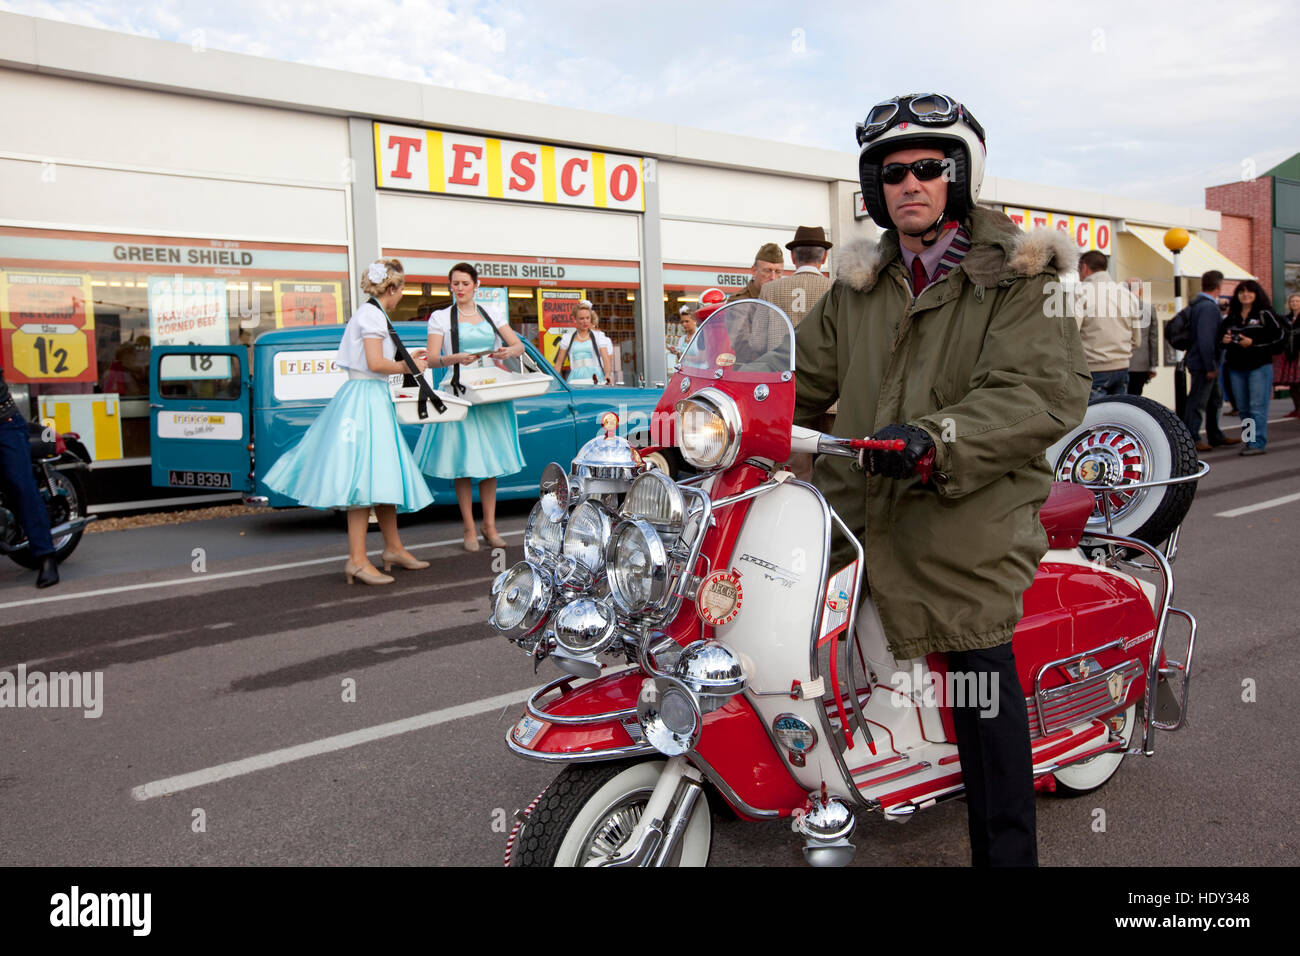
[{"xmin": 793, "ymin": 94, "xmax": 1090, "ymax": 866}]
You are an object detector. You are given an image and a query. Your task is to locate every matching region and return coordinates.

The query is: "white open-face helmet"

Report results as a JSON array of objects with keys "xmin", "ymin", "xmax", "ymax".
[{"xmin": 856, "ymin": 93, "xmax": 987, "ymax": 233}]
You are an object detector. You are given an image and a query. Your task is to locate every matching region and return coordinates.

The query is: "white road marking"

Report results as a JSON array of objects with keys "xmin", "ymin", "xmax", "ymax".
[
  {"xmin": 0, "ymin": 530, "xmax": 520, "ymax": 611},
  {"xmin": 1215, "ymin": 492, "xmax": 1300, "ymax": 518},
  {"xmin": 1221, "ymin": 414, "xmax": 1294, "ymax": 432},
  {"xmin": 131, "ymin": 684, "xmax": 538, "ymax": 800}
]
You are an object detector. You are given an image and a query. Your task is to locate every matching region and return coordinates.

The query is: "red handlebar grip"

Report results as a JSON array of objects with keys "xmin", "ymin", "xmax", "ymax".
[{"xmin": 845, "ymin": 438, "xmax": 907, "ymax": 451}]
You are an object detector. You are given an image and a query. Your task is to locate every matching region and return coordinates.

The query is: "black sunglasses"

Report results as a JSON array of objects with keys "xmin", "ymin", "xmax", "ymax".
[{"xmin": 879, "ymin": 158, "xmax": 947, "ymax": 185}]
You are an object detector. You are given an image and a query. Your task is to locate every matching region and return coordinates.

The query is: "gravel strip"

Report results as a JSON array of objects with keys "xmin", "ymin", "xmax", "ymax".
[{"xmin": 86, "ymin": 504, "xmax": 291, "ymax": 533}]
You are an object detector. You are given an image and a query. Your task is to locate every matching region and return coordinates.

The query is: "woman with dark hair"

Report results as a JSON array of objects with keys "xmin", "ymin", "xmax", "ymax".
[
  {"xmin": 263, "ymin": 258, "xmax": 433, "ymax": 585},
  {"xmin": 414, "ymin": 262, "xmax": 525, "ymax": 551},
  {"xmin": 1222, "ymin": 279, "xmax": 1284, "ymax": 455},
  {"xmin": 1276, "ymin": 293, "xmax": 1300, "ymax": 418}
]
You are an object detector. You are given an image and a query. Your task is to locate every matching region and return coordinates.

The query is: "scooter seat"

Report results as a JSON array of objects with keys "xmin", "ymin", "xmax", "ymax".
[{"xmin": 1039, "ymin": 481, "xmax": 1095, "ymax": 549}]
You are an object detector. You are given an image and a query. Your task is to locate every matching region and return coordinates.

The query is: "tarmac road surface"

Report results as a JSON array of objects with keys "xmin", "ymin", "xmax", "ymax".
[{"xmin": 1, "ymin": 409, "xmax": 1297, "ymax": 868}]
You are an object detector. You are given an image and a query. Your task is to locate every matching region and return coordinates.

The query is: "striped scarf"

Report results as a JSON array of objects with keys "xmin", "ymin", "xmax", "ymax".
[{"xmin": 930, "ymin": 223, "xmax": 971, "ymax": 285}]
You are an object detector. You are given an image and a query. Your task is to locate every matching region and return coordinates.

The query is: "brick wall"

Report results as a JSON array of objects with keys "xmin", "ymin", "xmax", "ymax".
[{"xmin": 1206, "ymin": 178, "xmax": 1272, "ymax": 293}]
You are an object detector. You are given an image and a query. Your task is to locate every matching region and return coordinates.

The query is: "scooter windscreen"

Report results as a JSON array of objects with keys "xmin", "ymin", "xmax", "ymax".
[{"xmin": 678, "ymin": 299, "xmax": 795, "ymax": 379}]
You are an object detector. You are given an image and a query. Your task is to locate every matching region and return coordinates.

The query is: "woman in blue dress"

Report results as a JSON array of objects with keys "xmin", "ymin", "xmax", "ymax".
[
  {"xmin": 553, "ymin": 301, "xmax": 612, "ymax": 387},
  {"xmin": 413, "ymin": 262, "xmax": 525, "ymax": 552},
  {"xmin": 263, "ymin": 258, "xmax": 433, "ymax": 585}
]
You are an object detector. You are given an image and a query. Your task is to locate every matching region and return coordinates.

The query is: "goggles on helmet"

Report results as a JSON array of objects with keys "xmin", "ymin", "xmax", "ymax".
[{"xmin": 855, "ymin": 93, "xmax": 985, "ymax": 147}]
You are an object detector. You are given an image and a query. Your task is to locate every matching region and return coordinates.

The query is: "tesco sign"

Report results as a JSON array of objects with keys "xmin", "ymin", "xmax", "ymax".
[
  {"xmin": 1002, "ymin": 206, "xmax": 1111, "ymax": 255},
  {"xmin": 374, "ymin": 122, "xmax": 644, "ymax": 212}
]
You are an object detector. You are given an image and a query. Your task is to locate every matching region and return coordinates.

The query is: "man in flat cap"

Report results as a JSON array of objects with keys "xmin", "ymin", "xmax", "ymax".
[
  {"xmin": 760, "ymin": 227, "xmax": 836, "ymax": 480},
  {"xmin": 728, "ymin": 242, "xmax": 785, "ymax": 301},
  {"xmin": 760, "ymin": 226, "xmax": 834, "ymax": 329}
]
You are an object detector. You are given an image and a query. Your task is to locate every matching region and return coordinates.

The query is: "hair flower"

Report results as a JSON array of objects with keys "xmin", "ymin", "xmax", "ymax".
[{"xmin": 367, "ymin": 262, "xmax": 388, "ymax": 284}]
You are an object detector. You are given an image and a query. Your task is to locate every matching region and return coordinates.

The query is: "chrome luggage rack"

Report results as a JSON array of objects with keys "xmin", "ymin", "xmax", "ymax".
[
  {"xmin": 1066, "ymin": 460, "xmax": 1208, "ymax": 755},
  {"xmin": 1074, "ymin": 459, "xmax": 1210, "ymax": 563}
]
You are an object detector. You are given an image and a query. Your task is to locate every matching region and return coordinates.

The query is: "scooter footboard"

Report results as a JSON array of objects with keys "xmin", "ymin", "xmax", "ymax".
[{"xmin": 505, "ymin": 671, "xmax": 657, "ymax": 763}]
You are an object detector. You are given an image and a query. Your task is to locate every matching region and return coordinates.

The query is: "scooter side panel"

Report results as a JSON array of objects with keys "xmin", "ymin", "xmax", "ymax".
[{"xmin": 1016, "ymin": 556, "xmax": 1158, "ymax": 697}]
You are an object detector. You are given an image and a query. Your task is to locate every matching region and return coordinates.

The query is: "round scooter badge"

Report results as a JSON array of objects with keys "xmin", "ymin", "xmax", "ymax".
[{"xmin": 697, "ymin": 568, "xmax": 743, "ymax": 626}]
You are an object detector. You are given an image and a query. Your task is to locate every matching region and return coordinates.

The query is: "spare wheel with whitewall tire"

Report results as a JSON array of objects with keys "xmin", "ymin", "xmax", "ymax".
[{"xmin": 1044, "ymin": 395, "xmax": 1199, "ymax": 549}]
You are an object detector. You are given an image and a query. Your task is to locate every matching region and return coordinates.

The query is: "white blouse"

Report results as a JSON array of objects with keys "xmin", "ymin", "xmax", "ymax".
[
  {"xmin": 557, "ymin": 326, "xmax": 613, "ymax": 357},
  {"xmin": 426, "ymin": 303, "xmax": 508, "ymax": 357},
  {"xmin": 335, "ymin": 301, "xmax": 394, "ymax": 380}
]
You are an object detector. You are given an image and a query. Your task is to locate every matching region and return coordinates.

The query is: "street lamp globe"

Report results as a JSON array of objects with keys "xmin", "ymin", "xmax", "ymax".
[{"xmin": 1163, "ymin": 228, "xmax": 1190, "ymax": 253}]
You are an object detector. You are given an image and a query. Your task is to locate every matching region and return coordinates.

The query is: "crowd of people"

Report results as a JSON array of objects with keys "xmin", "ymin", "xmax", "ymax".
[{"xmin": 1181, "ymin": 271, "xmax": 1288, "ymax": 455}]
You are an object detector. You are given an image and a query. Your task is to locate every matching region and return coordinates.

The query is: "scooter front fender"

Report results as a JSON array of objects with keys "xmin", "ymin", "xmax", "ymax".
[{"xmin": 506, "ymin": 669, "xmax": 807, "ymax": 820}]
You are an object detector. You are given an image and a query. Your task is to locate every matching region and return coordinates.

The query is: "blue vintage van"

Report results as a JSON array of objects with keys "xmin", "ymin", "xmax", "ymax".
[{"xmin": 149, "ymin": 324, "xmax": 669, "ymax": 507}]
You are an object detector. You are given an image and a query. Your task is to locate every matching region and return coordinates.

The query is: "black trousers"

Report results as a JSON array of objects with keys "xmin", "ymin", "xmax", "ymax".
[{"xmin": 947, "ymin": 642, "xmax": 1038, "ymax": 867}]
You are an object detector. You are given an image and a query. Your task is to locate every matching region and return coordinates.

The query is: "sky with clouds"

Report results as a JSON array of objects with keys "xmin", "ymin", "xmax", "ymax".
[{"xmin": 3, "ymin": 0, "xmax": 1298, "ymax": 207}]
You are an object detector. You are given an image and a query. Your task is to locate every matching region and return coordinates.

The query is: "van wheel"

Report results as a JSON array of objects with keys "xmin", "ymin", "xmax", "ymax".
[{"xmin": 1044, "ymin": 395, "xmax": 1199, "ymax": 548}]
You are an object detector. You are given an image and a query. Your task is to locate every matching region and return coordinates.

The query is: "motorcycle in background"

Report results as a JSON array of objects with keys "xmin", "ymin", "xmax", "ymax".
[
  {"xmin": 489, "ymin": 299, "xmax": 1204, "ymax": 867},
  {"xmin": 1, "ymin": 420, "xmax": 94, "ymax": 570}
]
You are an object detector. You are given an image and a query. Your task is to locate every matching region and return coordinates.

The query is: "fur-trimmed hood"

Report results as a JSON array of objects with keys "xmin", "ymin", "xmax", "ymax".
[{"xmin": 835, "ymin": 207, "xmax": 1078, "ymax": 293}]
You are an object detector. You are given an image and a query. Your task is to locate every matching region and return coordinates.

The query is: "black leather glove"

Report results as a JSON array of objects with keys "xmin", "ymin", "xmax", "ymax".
[{"xmin": 858, "ymin": 424, "xmax": 934, "ymax": 479}]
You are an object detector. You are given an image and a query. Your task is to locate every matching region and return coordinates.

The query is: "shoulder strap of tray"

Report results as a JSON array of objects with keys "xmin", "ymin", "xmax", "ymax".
[{"xmin": 373, "ymin": 297, "xmax": 447, "ymax": 418}]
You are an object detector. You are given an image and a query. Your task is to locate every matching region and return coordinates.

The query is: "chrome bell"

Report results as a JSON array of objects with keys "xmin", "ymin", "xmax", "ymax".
[{"xmin": 794, "ymin": 793, "xmax": 857, "ymax": 867}]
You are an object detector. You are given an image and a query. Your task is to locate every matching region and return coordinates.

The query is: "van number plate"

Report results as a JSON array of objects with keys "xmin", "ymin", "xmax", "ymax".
[{"xmin": 169, "ymin": 470, "xmax": 232, "ymax": 488}]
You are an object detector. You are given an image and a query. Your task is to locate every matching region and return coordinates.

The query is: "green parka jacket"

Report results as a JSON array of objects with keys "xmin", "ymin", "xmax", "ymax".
[{"xmin": 794, "ymin": 207, "xmax": 1091, "ymax": 660}]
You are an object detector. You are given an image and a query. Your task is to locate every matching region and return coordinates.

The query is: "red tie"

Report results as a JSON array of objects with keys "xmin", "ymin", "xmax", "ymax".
[{"xmin": 910, "ymin": 255, "xmax": 928, "ymax": 297}]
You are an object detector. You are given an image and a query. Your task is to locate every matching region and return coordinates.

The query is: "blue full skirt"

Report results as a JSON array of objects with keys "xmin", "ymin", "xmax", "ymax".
[
  {"xmin": 263, "ymin": 378, "xmax": 434, "ymax": 512},
  {"xmin": 414, "ymin": 399, "xmax": 525, "ymax": 481}
]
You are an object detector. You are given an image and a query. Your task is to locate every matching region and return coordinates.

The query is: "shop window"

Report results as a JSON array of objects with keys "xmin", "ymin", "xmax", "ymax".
[{"xmin": 2, "ymin": 251, "xmax": 349, "ymax": 460}]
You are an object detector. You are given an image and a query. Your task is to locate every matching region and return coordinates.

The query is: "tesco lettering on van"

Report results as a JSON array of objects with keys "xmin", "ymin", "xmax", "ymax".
[{"xmin": 374, "ymin": 123, "xmax": 644, "ymax": 212}]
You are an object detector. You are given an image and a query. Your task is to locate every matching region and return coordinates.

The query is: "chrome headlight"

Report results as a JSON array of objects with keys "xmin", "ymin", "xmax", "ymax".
[
  {"xmin": 490, "ymin": 561, "xmax": 552, "ymax": 634},
  {"xmin": 524, "ymin": 500, "xmax": 563, "ymax": 562},
  {"xmin": 675, "ymin": 388, "xmax": 741, "ymax": 471},
  {"xmin": 539, "ymin": 462, "xmax": 570, "ymax": 521},
  {"xmin": 553, "ymin": 597, "xmax": 618, "ymax": 656},
  {"xmin": 674, "ymin": 640, "xmax": 747, "ymax": 712},
  {"xmin": 621, "ymin": 470, "xmax": 685, "ymax": 534},
  {"xmin": 636, "ymin": 676, "xmax": 703, "ymax": 756},
  {"xmin": 562, "ymin": 500, "xmax": 613, "ymax": 573},
  {"xmin": 606, "ymin": 518, "xmax": 670, "ymax": 615}
]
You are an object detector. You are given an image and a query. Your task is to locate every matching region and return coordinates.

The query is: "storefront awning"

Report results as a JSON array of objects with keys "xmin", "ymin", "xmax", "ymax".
[{"xmin": 1124, "ymin": 224, "xmax": 1255, "ymax": 281}]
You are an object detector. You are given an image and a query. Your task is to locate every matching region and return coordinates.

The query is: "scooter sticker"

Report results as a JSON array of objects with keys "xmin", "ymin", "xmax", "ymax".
[
  {"xmin": 513, "ymin": 715, "xmax": 546, "ymax": 748},
  {"xmin": 818, "ymin": 561, "xmax": 858, "ymax": 645},
  {"xmin": 697, "ymin": 568, "xmax": 743, "ymax": 626}
]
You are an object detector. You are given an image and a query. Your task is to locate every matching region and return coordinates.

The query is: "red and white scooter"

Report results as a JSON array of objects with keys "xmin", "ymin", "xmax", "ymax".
[{"xmin": 490, "ymin": 299, "xmax": 1203, "ymax": 867}]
